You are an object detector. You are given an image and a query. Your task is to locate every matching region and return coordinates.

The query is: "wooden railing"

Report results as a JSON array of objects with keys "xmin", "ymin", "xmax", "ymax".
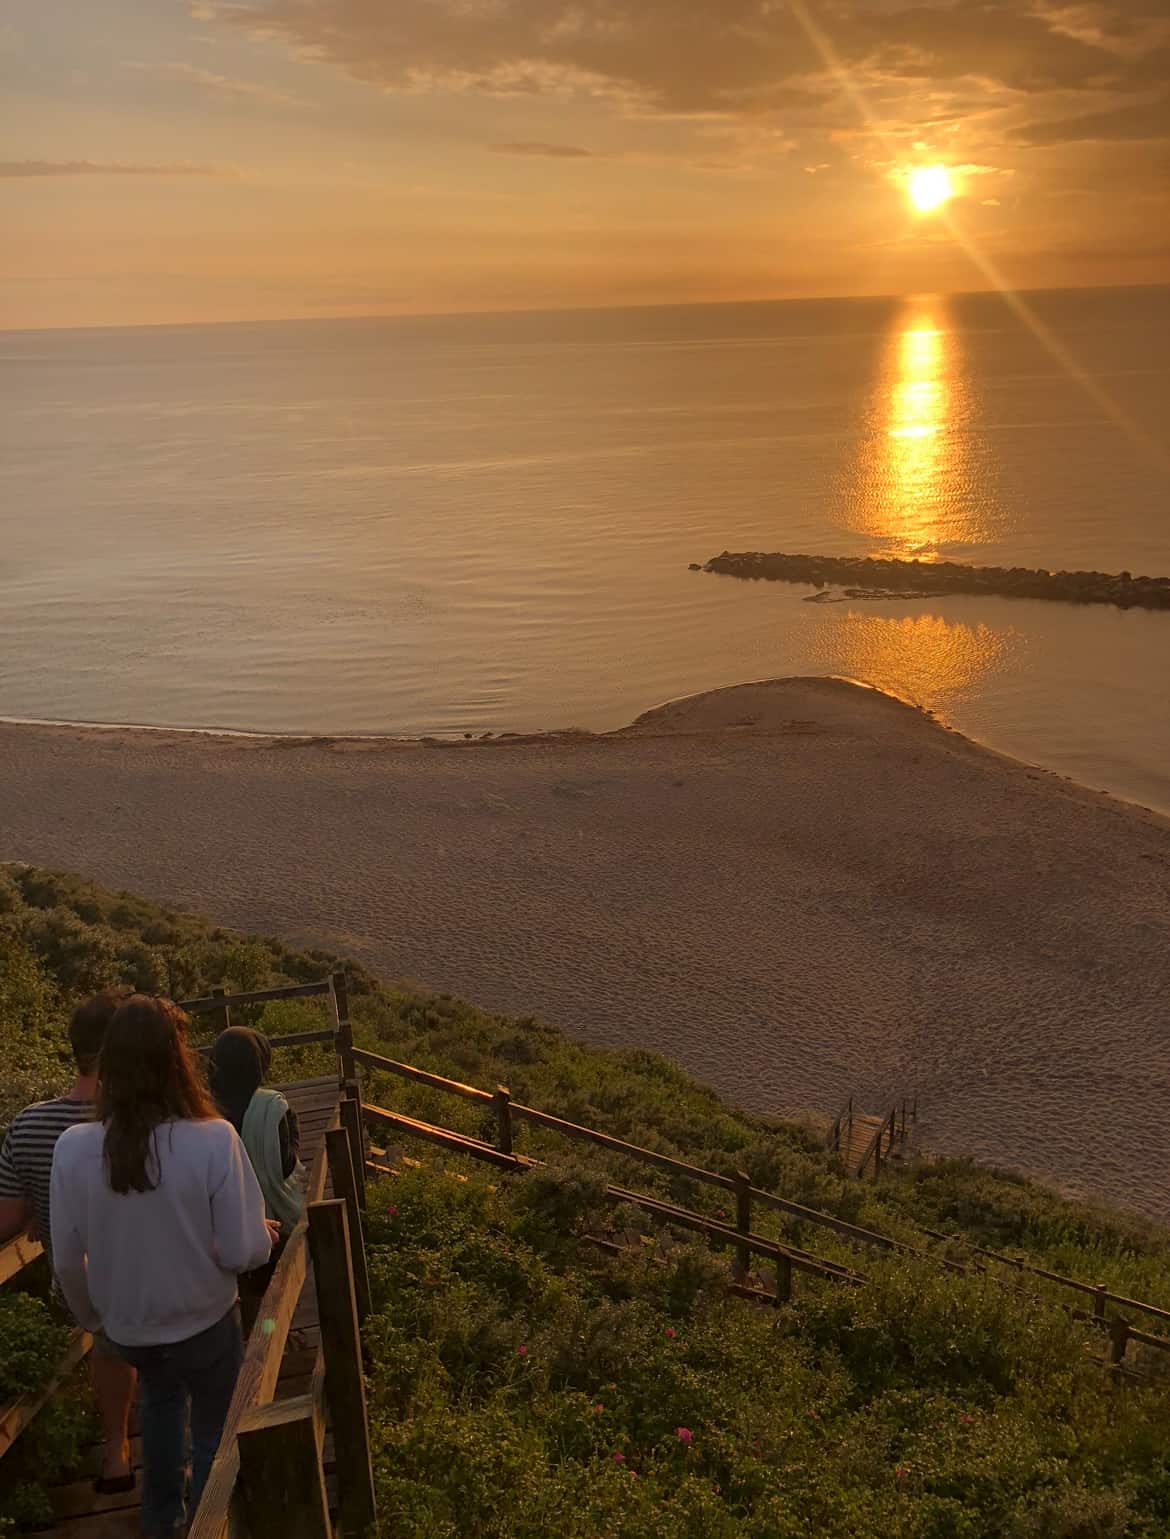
[
  {"xmin": 351, "ymin": 1044, "xmax": 1170, "ymax": 1377},
  {"xmin": 825, "ymin": 1096, "xmax": 853, "ymax": 1158},
  {"xmin": 854, "ymin": 1096, "xmax": 916, "ymax": 1179},
  {"xmin": 183, "ymin": 973, "xmax": 350, "ymax": 1062},
  {"xmin": 190, "ymin": 1084, "xmax": 376, "ymax": 1539}
]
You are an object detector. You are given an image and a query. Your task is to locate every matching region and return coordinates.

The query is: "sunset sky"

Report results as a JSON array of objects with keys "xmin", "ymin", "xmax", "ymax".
[{"xmin": 4, "ymin": 0, "xmax": 1169, "ymax": 328}]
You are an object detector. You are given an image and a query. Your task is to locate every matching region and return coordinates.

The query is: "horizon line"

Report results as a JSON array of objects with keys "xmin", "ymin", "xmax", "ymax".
[{"xmin": 2, "ymin": 278, "xmax": 1167, "ymax": 338}]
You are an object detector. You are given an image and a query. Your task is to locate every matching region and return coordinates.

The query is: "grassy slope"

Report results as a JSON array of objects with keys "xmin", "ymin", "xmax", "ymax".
[{"xmin": 3, "ymin": 864, "xmax": 1170, "ymax": 1536}]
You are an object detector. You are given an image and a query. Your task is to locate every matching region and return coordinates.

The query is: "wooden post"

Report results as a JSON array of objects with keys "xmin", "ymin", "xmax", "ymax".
[
  {"xmin": 774, "ymin": 1251, "xmax": 792, "ymax": 1305},
  {"xmin": 330, "ymin": 970, "xmax": 354, "ymax": 1086},
  {"xmin": 494, "ymin": 1085, "xmax": 513, "ymax": 1156},
  {"xmin": 1093, "ymin": 1282, "xmax": 1108, "ymax": 1324},
  {"xmin": 307, "ymin": 1200, "xmax": 376, "ymax": 1537},
  {"xmin": 339, "ymin": 1090, "xmax": 368, "ymax": 1212},
  {"xmin": 326, "ymin": 1127, "xmax": 371, "ymax": 1323},
  {"xmin": 237, "ymin": 1401, "xmax": 330, "ymax": 1539},
  {"xmin": 212, "ymin": 985, "xmax": 232, "ymax": 1032},
  {"xmin": 1109, "ymin": 1316, "xmax": 1130, "ymax": 1378},
  {"xmin": 733, "ymin": 1171, "xmax": 752, "ymax": 1282}
]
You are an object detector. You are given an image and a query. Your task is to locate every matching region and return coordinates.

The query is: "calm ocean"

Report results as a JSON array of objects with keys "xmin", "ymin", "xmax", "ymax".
[{"xmin": 2, "ymin": 286, "xmax": 1168, "ymax": 810}]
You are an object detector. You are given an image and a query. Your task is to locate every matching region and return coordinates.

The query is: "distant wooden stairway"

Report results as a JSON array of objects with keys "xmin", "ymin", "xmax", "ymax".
[{"xmin": 827, "ymin": 1095, "xmax": 917, "ymax": 1178}]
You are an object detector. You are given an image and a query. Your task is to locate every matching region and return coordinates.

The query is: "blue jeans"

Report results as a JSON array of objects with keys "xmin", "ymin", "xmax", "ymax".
[{"xmin": 111, "ymin": 1307, "xmax": 243, "ymax": 1537}]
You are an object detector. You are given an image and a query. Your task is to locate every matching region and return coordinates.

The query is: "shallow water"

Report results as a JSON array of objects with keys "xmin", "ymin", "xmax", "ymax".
[{"xmin": 2, "ymin": 286, "xmax": 1169, "ymax": 810}]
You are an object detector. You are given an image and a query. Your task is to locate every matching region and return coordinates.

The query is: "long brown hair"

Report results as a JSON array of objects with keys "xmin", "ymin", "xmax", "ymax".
[{"xmin": 98, "ymin": 995, "xmax": 217, "ymax": 1194}]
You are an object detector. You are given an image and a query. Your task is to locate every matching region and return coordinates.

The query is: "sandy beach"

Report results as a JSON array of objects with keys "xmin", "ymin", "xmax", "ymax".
[{"xmin": 4, "ymin": 676, "xmax": 1170, "ymax": 1217}]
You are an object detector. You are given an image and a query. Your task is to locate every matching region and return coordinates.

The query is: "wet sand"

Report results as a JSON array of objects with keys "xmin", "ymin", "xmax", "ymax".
[{"xmin": 4, "ymin": 677, "xmax": 1170, "ymax": 1216}]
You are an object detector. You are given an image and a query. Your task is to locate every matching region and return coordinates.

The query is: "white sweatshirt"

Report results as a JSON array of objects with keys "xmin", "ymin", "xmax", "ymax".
[{"xmin": 51, "ymin": 1117, "xmax": 272, "ymax": 1346}]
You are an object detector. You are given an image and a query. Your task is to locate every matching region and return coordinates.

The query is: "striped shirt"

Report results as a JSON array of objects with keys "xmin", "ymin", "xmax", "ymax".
[{"xmin": 0, "ymin": 1098, "xmax": 95, "ymax": 1270}]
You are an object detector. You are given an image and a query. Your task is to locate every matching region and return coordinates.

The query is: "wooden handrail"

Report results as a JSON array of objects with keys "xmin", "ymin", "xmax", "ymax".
[
  {"xmin": 917, "ymin": 1226, "xmax": 1170, "ymax": 1328},
  {"xmin": 351, "ymin": 1046, "xmax": 494, "ymax": 1104},
  {"xmin": 0, "ymin": 1233, "xmax": 43, "ymax": 1288},
  {"xmin": 855, "ymin": 1105, "xmax": 897, "ymax": 1179},
  {"xmin": 361, "ymin": 1096, "xmax": 862, "ymax": 1292},
  {"xmin": 509, "ymin": 1102, "xmax": 739, "ymax": 1192},
  {"xmin": 235, "ymin": 1350, "xmax": 330, "ymax": 1539},
  {"xmin": 826, "ymin": 1096, "xmax": 853, "ymax": 1156},
  {"xmin": 189, "ymin": 1124, "xmax": 333, "ymax": 1539},
  {"xmin": 179, "ymin": 980, "xmax": 333, "ymax": 1014},
  {"xmin": 362, "ymin": 1088, "xmax": 1170, "ymax": 1383},
  {"xmin": 351, "ymin": 1044, "xmax": 1170, "ymax": 1346},
  {"xmin": 363, "ymin": 1103, "xmax": 527, "ymax": 1171},
  {"xmin": 194, "ymin": 1028, "xmax": 336, "ymax": 1056}
]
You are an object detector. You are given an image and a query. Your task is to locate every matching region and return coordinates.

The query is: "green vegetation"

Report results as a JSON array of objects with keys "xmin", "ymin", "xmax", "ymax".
[
  {"xmin": 361, "ymin": 1164, "xmax": 1170, "ymax": 1538},
  {"xmin": 0, "ymin": 1296, "xmax": 69, "ymax": 1405},
  {"xmin": 4, "ymin": 863, "xmax": 1170, "ymax": 1535}
]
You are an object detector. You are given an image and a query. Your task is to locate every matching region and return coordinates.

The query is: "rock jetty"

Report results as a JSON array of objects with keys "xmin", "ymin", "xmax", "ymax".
[{"xmin": 699, "ymin": 551, "xmax": 1170, "ymax": 610}]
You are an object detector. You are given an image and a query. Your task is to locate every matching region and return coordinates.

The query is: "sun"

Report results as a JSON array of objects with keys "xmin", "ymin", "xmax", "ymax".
[{"xmin": 907, "ymin": 164, "xmax": 954, "ymax": 214}]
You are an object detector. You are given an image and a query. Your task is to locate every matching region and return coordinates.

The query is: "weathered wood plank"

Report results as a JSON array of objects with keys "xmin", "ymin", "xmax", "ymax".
[
  {"xmin": 339, "ymin": 1091, "xmax": 367, "ymax": 1212},
  {"xmin": 0, "ymin": 1232, "xmax": 43, "ymax": 1287},
  {"xmin": 325, "ymin": 1128, "xmax": 371, "ymax": 1323},
  {"xmin": 181, "ymin": 982, "xmax": 331, "ymax": 1014},
  {"xmin": 330, "ymin": 972, "xmax": 355, "ymax": 1087},
  {"xmin": 511, "ymin": 1101, "xmax": 739, "ymax": 1191},
  {"xmin": 351, "ymin": 1047, "xmax": 494, "ymax": 1104},
  {"xmin": 362, "ymin": 1102, "xmax": 529, "ymax": 1171},
  {"xmin": 307, "ymin": 1201, "xmax": 375, "ymax": 1537},
  {"xmin": 188, "ymin": 1133, "xmax": 332, "ymax": 1539},
  {"xmin": 237, "ymin": 1355, "xmax": 329, "ymax": 1539}
]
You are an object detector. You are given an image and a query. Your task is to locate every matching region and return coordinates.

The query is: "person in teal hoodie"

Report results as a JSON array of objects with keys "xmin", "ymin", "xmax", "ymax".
[{"xmin": 208, "ymin": 1028, "xmax": 304, "ymax": 1325}]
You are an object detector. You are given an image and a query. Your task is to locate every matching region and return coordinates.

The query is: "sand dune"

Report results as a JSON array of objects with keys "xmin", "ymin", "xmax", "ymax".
[{"xmin": 4, "ymin": 677, "xmax": 1170, "ymax": 1216}]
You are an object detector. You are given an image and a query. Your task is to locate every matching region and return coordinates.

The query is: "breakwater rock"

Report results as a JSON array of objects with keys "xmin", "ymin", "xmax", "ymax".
[{"xmin": 699, "ymin": 552, "xmax": 1170, "ymax": 610}]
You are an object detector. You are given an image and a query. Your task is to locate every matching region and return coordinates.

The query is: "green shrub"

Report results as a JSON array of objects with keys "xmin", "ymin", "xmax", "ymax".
[{"xmin": 0, "ymin": 1295, "xmax": 69, "ymax": 1404}]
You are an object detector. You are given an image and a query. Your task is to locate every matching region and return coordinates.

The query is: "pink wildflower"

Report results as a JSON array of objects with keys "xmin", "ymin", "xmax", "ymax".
[
  {"xmin": 676, "ymin": 1427, "xmax": 694, "ymax": 1445},
  {"xmin": 959, "ymin": 1413, "xmax": 973, "ymax": 1426},
  {"xmin": 516, "ymin": 1345, "xmax": 529, "ymax": 1357},
  {"xmin": 593, "ymin": 1404, "xmax": 604, "ymax": 1414},
  {"xmin": 612, "ymin": 1451, "xmax": 625, "ymax": 1464},
  {"xmin": 808, "ymin": 1410, "xmax": 820, "ymax": 1421},
  {"xmin": 387, "ymin": 1206, "xmax": 399, "ymax": 1217},
  {"xmin": 664, "ymin": 1327, "xmax": 677, "ymax": 1339},
  {"xmin": 895, "ymin": 1465, "xmax": 909, "ymax": 1479}
]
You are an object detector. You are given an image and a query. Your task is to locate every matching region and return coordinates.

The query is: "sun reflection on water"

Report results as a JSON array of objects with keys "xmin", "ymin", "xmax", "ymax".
[
  {"xmin": 823, "ymin": 609, "xmax": 1014, "ymax": 707},
  {"xmin": 826, "ymin": 298, "xmax": 1013, "ymax": 705},
  {"xmin": 870, "ymin": 302, "xmax": 957, "ymax": 557}
]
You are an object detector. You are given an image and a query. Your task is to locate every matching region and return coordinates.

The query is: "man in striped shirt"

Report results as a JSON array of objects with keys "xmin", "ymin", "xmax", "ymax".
[{"xmin": 0, "ymin": 989, "xmax": 138, "ymax": 1493}]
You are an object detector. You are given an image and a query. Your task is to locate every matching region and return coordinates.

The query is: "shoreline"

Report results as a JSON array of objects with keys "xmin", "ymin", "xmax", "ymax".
[
  {"xmin": 2, "ymin": 671, "xmax": 1166, "ymax": 827},
  {"xmin": 4, "ymin": 675, "xmax": 1170, "ymax": 1216}
]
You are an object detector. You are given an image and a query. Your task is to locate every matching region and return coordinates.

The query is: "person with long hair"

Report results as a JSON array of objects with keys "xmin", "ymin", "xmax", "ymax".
[{"xmin": 50, "ymin": 995, "xmax": 273, "ymax": 1539}]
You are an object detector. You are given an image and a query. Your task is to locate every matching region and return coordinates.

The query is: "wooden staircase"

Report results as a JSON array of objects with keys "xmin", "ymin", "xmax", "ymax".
[{"xmin": 826, "ymin": 1095, "xmax": 917, "ymax": 1178}]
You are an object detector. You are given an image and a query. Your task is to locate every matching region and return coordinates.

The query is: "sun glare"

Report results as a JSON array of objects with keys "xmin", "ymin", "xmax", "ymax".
[{"xmin": 907, "ymin": 165, "xmax": 954, "ymax": 214}]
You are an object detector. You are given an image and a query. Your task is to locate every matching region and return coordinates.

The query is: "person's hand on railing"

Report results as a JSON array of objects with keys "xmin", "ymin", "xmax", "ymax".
[{"xmin": 265, "ymin": 1220, "xmax": 282, "ymax": 1246}]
